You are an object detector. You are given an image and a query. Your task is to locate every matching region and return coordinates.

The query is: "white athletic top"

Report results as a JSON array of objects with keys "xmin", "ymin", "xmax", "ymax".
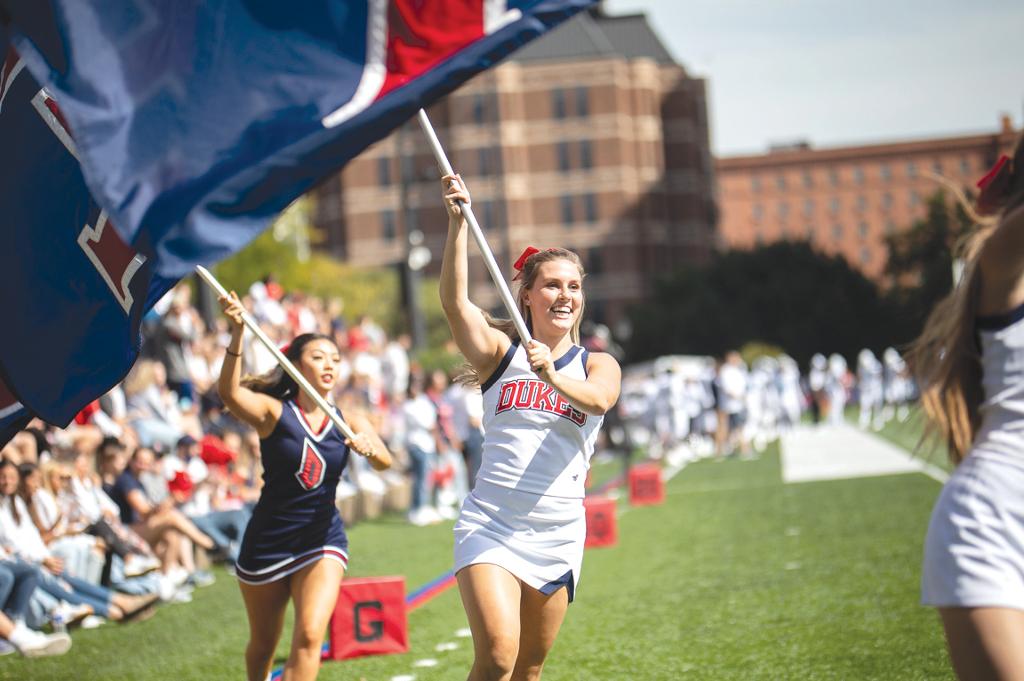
[
  {"xmin": 971, "ymin": 305, "xmax": 1024, "ymax": 465},
  {"xmin": 478, "ymin": 342, "xmax": 603, "ymax": 498}
]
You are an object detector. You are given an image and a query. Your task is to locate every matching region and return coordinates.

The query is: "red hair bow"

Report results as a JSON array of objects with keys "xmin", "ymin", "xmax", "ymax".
[
  {"xmin": 512, "ymin": 246, "xmax": 540, "ymax": 280},
  {"xmin": 976, "ymin": 155, "xmax": 1013, "ymax": 216}
]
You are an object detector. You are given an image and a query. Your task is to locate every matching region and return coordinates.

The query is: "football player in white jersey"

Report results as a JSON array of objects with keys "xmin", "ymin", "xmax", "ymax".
[
  {"xmin": 439, "ymin": 174, "xmax": 621, "ymax": 681},
  {"xmin": 915, "ymin": 138, "xmax": 1024, "ymax": 680}
]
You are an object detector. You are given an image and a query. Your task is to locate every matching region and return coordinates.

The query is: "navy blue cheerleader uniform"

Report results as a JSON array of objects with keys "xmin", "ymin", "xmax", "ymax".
[{"xmin": 236, "ymin": 400, "xmax": 350, "ymax": 585}]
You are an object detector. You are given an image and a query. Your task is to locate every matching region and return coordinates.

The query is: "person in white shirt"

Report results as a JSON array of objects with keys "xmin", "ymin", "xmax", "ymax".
[
  {"xmin": 917, "ymin": 141, "xmax": 1024, "ymax": 679},
  {"xmin": 439, "ymin": 175, "xmax": 620, "ymax": 681},
  {"xmin": 402, "ymin": 375, "xmax": 441, "ymax": 526}
]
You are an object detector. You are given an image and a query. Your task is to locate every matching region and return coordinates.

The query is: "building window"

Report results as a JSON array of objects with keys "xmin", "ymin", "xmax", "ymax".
[
  {"xmin": 575, "ymin": 87, "xmax": 589, "ymax": 117},
  {"xmin": 776, "ymin": 175, "xmax": 787, "ymax": 191},
  {"xmin": 856, "ymin": 195, "xmax": 867, "ymax": 212},
  {"xmin": 907, "ymin": 161, "xmax": 917, "ymax": 178},
  {"xmin": 909, "ymin": 190, "xmax": 920, "ymax": 207},
  {"xmin": 560, "ymin": 195, "xmax": 574, "ymax": 225},
  {"xmin": 381, "ymin": 211, "xmax": 396, "ymax": 241},
  {"xmin": 959, "ymin": 156, "xmax": 971, "ymax": 175},
  {"xmin": 753, "ymin": 204, "xmax": 764, "ymax": 222},
  {"xmin": 858, "ymin": 222, "xmax": 869, "ymax": 238},
  {"xmin": 777, "ymin": 201, "xmax": 789, "ymax": 219},
  {"xmin": 479, "ymin": 201, "xmax": 494, "ymax": 229},
  {"xmin": 885, "ymin": 220, "xmax": 896, "ymax": 236},
  {"xmin": 552, "ymin": 89, "xmax": 566, "ymax": 119},
  {"xmin": 853, "ymin": 166, "xmax": 865, "ymax": 185},
  {"xmin": 583, "ymin": 194, "xmax": 598, "ymax": 224},
  {"xmin": 881, "ymin": 193, "xmax": 893, "ymax": 211},
  {"xmin": 880, "ymin": 164, "xmax": 892, "ymax": 181},
  {"xmin": 860, "ymin": 247, "xmax": 872, "ymax": 265},
  {"xmin": 580, "ymin": 140, "xmax": 593, "ymax": 170},
  {"xmin": 473, "ymin": 93, "xmax": 486, "ymax": 124},
  {"xmin": 829, "ymin": 197, "xmax": 840, "ymax": 214},
  {"xmin": 803, "ymin": 199, "xmax": 815, "ymax": 218},
  {"xmin": 557, "ymin": 142, "xmax": 570, "ymax": 173},
  {"xmin": 829, "ymin": 168, "xmax": 840, "ymax": 187},
  {"xmin": 751, "ymin": 175, "xmax": 762, "ymax": 193},
  {"xmin": 478, "ymin": 148, "xmax": 490, "ymax": 176},
  {"xmin": 832, "ymin": 224, "xmax": 843, "ymax": 241},
  {"xmin": 805, "ymin": 225, "xmax": 815, "ymax": 241},
  {"xmin": 587, "ymin": 247, "xmax": 603, "ymax": 274},
  {"xmin": 378, "ymin": 157, "xmax": 391, "ymax": 186},
  {"xmin": 802, "ymin": 170, "xmax": 814, "ymax": 188},
  {"xmin": 932, "ymin": 159, "xmax": 943, "ymax": 175}
]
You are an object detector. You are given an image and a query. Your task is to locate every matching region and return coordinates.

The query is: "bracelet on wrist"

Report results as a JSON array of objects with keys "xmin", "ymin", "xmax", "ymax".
[{"xmin": 225, "ymin": 349, "xmax": 242, "ymax": 357}]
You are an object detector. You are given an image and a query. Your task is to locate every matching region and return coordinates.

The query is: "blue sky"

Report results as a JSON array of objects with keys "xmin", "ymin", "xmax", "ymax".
[{"xmin": 605, "ymin": 0, "xmax": 1024, "ymax": 156}]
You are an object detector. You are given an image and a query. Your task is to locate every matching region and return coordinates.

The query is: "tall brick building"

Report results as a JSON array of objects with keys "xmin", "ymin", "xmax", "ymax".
[
  {"xmin": 715, "ymin": 116, "xmax": 1018, "ymax": 280},
  {"xmin": 314, "ymin": 7, "xmax": 716, "ymax": 331}
]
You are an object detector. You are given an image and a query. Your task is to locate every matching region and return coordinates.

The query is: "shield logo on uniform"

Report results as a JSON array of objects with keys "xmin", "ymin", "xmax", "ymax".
[{"xmin": 295, "ymin": 438, "xmax": 327, "ymax": 491}]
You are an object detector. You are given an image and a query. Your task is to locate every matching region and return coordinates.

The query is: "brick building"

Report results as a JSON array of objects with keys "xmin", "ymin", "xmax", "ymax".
[
  {"xmin": 715, "ymin": 116, "xmax": 1019, "ymax": 280},
  {"xmin": 313, "ymin": 7, "xmax": 716, "ymax": 331}
]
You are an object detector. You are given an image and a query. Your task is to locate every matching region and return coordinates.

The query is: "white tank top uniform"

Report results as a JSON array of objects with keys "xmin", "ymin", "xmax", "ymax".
[
  {"xmin": 453, "ymin": 341, "xmax": 603, "ymax": 601},
  {"xmin": 922, "ymin": 303, "xmax": 1024, "ymax": 609}
]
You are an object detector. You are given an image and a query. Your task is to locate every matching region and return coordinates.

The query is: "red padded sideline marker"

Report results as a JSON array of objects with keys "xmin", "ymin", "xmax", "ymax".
[
  {"xmin": 328, "ymin": 576, "xmax": 408, "ymax": 660},
  {"xmin": 584, "ymin": 496, "xmax": 617, "ymax": 548},
  {"xmin": 628, "ymin": 464, "xmax": 665, "ymax": 506}
]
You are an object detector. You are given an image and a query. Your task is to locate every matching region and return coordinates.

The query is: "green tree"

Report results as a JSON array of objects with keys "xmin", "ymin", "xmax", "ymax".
[
  {"xmin": 628, "ymin": 241, "xmax": 895, "ymax": 366},
  {"xmin": 883, "ymin": 189, "xmax": 974, "ymax": 345}
]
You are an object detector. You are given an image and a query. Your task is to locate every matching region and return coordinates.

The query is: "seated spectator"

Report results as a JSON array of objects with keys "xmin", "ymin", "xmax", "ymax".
[
  {"xmin": 0, "ymin": 459, "xmax": 158, "ymax": 624},
  {"xmin": 18, "ymin": 462, "xmax": 105, "ymax": 584},
  {"xmin": 123, "ymin": 360, "xmax": 185, "ymax": 452},
  {"xmin": 101, "ymin": 445, "xmax": 215, "ymax": 584},
  {"xmin": 65, "ymin": 444, "xmax": 161, "ymax": 580}
]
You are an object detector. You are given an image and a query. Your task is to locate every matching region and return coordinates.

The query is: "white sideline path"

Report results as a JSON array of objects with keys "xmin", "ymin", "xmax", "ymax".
[{"xmin": 781, "ymin": 423, "xmax": 949, "ymax": 484}]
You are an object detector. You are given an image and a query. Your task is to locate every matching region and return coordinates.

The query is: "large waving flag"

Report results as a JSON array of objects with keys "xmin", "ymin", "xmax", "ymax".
[{"xmin": 0, "ymin": 0, "xmax": 596, "ymax": 445}]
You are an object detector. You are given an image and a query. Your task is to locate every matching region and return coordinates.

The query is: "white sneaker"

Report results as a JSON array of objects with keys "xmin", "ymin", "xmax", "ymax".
[
  {"xmin": 9, "ymin": 624, "xmax": 72, "ymax": 658},
  {"xmin": 166, "ymin": 566, "xmax": 190, "ymax": 586},
  {"xmin": 157, "ymin": 575, "xmax": 178, "ymax": 602},
  {"xmin": 169, "ymin": 588, "xmax": 193, "ymax": 604},
  {"xmin": 435, "ymin": 505, "xmax": 457, "ymax": 521},
  {"xmin": 407, "ymin": 507, "xmax": 441, "ymax": 527},
  {"xmin": 80, "ymin": 615, "xmax": 105, "ymax": 630},
  {"xmin": 52, "ymin": 602, "xmax": 93, "ymax": 628},
  {"xmin": 124, "ymin": 554, "xmax": 161, "ymax": 577}
]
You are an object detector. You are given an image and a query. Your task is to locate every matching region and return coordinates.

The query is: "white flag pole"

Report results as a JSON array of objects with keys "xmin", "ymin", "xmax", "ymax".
[
  {"xmin": 416, "ymin": 109, "xmax": 533, "ymax": 344},
  {"xmin": 194, "ymin": 265, "xmax": 357, "ymax": 442}
]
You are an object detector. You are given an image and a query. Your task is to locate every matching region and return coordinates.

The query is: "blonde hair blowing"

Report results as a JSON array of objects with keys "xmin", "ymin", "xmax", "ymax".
[
  {"xmin": 910, "ymin": 134, "xmax": 1024, "ymax": 464},
  {"xmin": 460, "ymin": 248, "xmax": 586, "ymax": 387}
]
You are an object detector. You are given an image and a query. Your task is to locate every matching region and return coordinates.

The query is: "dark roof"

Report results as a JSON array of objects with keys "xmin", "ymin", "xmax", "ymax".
[{"xmin": 512, "ymin": 10, "xmax": 677, "ymax": 65}]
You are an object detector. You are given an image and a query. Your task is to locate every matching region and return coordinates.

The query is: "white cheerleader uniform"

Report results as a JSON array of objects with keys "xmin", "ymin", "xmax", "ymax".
[
  {"xmin": 922, "ymin": 304, "xmax": 1024, "ymax": 609},
  {"xmin": 453, "ymin": 341, "xmax": 603, "ymax": 602}
]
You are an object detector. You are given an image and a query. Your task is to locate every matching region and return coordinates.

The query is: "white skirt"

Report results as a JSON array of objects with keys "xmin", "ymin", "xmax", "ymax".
[
  {"xmin": 453, "ymin": 480, "xmax": 585, "ymax": 601},
  {"xmin": 922, "ymin": 453, "xmax": 1024, "ymax": 610}
]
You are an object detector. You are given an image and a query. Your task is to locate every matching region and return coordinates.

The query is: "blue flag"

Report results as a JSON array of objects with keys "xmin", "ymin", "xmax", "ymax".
[{"xmin": 0, "ymin": 0, "xmax": 596, "ymax": 442}]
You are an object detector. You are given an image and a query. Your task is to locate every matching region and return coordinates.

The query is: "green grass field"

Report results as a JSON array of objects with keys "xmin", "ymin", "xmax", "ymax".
[{"xmin": 2, "ymin": 435, "xmax": 954, "ymax": 681}]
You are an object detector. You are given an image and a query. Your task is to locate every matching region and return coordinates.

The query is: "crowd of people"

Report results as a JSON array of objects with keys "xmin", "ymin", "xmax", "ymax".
[
  {"xmin": 0, "ymin": 276, "xmax": 494, "ymax": 658},
  {"xmin": 613, "ymin": 346, "xmax": 918, "ymax": 466}
]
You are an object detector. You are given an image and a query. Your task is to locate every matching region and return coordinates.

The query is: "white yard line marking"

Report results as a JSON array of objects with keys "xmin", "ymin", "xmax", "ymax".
[
  {"xmin": 435, "ymin": 642, "xmax": 459, "ymax": 652},
  {"xmin": 455, "ymin": 627, "xmax": 472, "ymax": 638},
  {"xmin": 390, "ymin": 676, "xmax": 416, "ymax": 681},
  {"xmin": 782, "ymin": 423, "xmax": 943, "ymax": 483},
  {"xmin": 413, "ymin": 659, "xmax": 439, "ymax": 668}
]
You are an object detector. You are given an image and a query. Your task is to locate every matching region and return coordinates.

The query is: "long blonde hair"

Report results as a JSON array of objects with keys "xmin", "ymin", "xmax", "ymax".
[
  {"xmin": 460, "ymin": 247, "xmax": 586, "ymax": 387},
  {"xmin": 910, "ymin": 135, "xmax": 1024, "ymax": 464}
]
